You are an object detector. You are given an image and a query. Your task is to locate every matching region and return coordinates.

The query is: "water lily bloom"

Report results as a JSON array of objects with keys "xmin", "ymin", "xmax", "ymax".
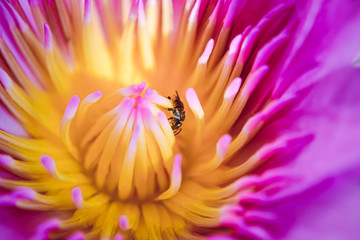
[{"xmin": 0, "ymin": 0, "xmax": 360, "ymax": 239}]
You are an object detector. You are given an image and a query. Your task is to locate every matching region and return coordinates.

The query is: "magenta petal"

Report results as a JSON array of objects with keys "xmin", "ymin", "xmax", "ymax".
[
  {"xmin": 271, "ymin": 168, "xmax": 360, "ymax": 239},
  {"xmin": 259, "ymin": 0, "xmax": 360, "ymax": 185},
  {"xmin": 272, "ymin": 60, "xmax": 360, "ymax": 188},
  {"xmin": 273, "ymin": 0, "xmax": 360, "ymax": 97},
  {"xmin": 0, "ymin": 207, "xmax": 56, "ymax": 240}
]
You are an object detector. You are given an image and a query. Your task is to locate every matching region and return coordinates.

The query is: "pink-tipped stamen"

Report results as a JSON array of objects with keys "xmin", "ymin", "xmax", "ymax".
[
  {"xmin": 84, "ymin": 0, "xmax": 91, "ymax": 23},
  {"xmin": 208, "ymin": 0, "xmax": 222, "ymax": 23},
  {"xmin": 185, "ymin": 88, "xmax": 204, "ymax": 119},
  {"xmin": 43, "ymin": 23, "xmax": 52, "ymax": 51},
  {"xmin": 117, "ymin": 81, "xmax": 146, "ymax": 96},
  {"xmin": 0, "ymin": 154, "xmax": 14, "ymax": 167},
  {"xmin": 62, "ymin": 95, "xmax": 80, "ymax": 122},
  {"xmin": 198, "ymin": 39, "xmax": 214, "ymax": 64},
  {"xmin": 188, "ymin": 0, "xmax": 201, "ymax": 24},
  {"xmin": 0, "ymin": 68, "xmax": 14, "ymax": 90},
  {"xmin": 114, "ymin": 234, "xmax": 124, "ymax": 240},
  {"xmin": 157, "ymin": 154, "xmax": 182, "ymax": 200},
  {"xmin": 119, "ymin": 215, "xmax": 129, "ymax": 230},
  {"xmin": 144, "ymin": 88, "xmax": 172, "ymax": 108},
  {"xmin": 83, "ymin": 91, "xmax": 103, "ymax": 103},
  {"xmin": 71, "ymin": 187, "xmax": 83, "ymax": 209},
  {"xmin": 118, "ymin": 124, "xmax": 140, "ymax": 199},
  {"xmin": 66, "ymin": 231, "xmax": 84, "ymax": 240},
  {"xmin": 238, "ymin": 27, "xmax": 260, "ymax": 66},
  {"xmin": 223, "ymin": 0, "xmax": 246, "ymax": 28},
  {"xmin": 40, "ymin": 155, "xmax": 56, "ymax": 176},
  {"xmin": 156, "ymin": 111, "xmax": 175, "ymax": 145},
  {"xmin": 225, "ymin": 34, "xmax": 242, "ymax": 65},
  {"xmin": 137, "ymin": 0, "xmax": 147, "ymax": 26},
  {"xmin": 224, "ymin": 78, "xmax": 242, "ymax": 100},
  {"xmin": 11, "ymin": 187, "xmax": 37, "ymax": 200},
  {"xmin": 241, "ymin": 65, "xmax": 269, "ymax": 98},
  {"xmin": 216, "ymin": 134, "xmax": 232, "ymax": 161}
]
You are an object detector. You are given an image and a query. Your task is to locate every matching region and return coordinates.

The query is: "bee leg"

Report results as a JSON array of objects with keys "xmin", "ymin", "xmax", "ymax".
[{"xmin": 174, "ymin": 128, "xmax": 182, "ymax": 136}]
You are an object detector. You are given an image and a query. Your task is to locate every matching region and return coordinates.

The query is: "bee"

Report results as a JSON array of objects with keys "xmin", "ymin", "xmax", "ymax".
[{"xmin": 167, "ymin": 91, "xmax": 185, "ymax": 135}]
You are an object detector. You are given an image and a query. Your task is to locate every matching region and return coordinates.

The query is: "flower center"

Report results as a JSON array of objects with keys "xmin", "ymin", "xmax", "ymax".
[{"xmin": 62, "ymin": 82, "xmax": 183, "ymax": 202}]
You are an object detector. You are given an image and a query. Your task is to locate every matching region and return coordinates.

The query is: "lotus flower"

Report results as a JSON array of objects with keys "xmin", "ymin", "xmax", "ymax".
[{"xmin": 0, "ymin": 0, "xmax": 360, "ymax": 239}]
